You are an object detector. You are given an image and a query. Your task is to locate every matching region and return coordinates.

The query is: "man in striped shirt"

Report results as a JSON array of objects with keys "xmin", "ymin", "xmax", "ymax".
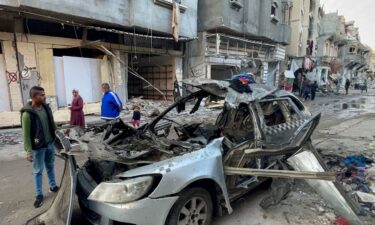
[{"xmin": 100, "ymin": 83, "xmax": 123, "ymax": 121}]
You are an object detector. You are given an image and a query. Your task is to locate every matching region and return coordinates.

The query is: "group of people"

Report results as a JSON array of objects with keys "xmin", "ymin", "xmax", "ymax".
[
  {"xmin": 21, "ymin": 83, "xmax": 141, "ymax": 208},
  {"xmin": 300, "ymin": 77, "xmax": 318, "ymax": 101}
]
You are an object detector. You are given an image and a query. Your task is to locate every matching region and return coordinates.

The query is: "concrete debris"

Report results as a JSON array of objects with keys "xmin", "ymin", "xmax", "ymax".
[
  {"xmin": 356, "ymin": 192, "xmax": 375, "ymax": 204},
  {"xmin": 260, "ymin": 179, "xmax": 291, "ymax": 209},
  {"xmin": 317, "ymin": 206, "xmax": 326, "ymax": 215},
  {"xmin": 288, "ymin": 150, "xmax": 363, "ymax": 225},
  {"xmin": 0, "ymin": 131, "xmax": 22, "ymax": 146},
  {"xmin": 365, "ymin": 167, "xmax": 375, "ymax": 181},
  {"xmin": 29, "ymin": 81, "xmax": 374, "ymax": 225},
  {"xmin": 149, "ymin": 108, "xmax": 161, "ymax": 117}
]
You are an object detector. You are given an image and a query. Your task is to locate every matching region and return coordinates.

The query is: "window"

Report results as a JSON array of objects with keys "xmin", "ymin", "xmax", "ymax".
[
  {"xmin": 271, "ymin": 2, "xmax": 280, "ymax": 23},
  {"xmin": 260, "ymin": 100, "xmax": 300, "ymax": 127},
  {"xmin": 282, "ymin": 2, "xmax": 292, "ymax": 25},
  {"xmin": 309, "ymin": 0, "xmax": 314, "ymax": 13},
  {"xmin": 216, "ymin": 103, "xmax": 254, "ymax": 144},
  {"xmin": 325, "ymin": 42, "xmax": 329, "ymax": 56},
  {"xmin": 271, "ymin": 2, "xmax": 278, "ymax": 17},
  {"xmin": 154, "ymin": 0, "xmax": 187, "ymax": 12},
  {"xmin": 349, "ymin": 47, "xmax": 356, "ymax": 53}
]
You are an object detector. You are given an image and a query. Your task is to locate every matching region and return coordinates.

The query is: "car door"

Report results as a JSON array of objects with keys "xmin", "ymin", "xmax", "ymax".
[{"xmin": 26, "ymin": 132, "xmax": 78, "ymax": 225}]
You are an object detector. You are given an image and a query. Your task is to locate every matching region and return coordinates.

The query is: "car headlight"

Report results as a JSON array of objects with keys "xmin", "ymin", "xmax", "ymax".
[{"xmin": 88, "ymin": 176, "xmax": 154, "ymax": 204}]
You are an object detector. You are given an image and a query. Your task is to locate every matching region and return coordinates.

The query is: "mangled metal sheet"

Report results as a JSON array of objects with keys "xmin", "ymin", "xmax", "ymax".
[
  {"xmin": 288, "ymin": 150, "xmax": 363, "ymax": 225},
  {"xmin": 26, "ymin": 156, "xmax": 77, "ymax": 225},
  {"xmin": 183, "ymin": 78, "xmax": 276, "ymax": 107}
]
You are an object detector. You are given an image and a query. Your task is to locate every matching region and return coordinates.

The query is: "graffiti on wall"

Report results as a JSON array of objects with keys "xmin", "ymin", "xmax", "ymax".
[
  {"xmin": 21, "ymin": 66, "xmax": 38, "ymax": 79},
  {"xmin": 6, "ymin": 71, "xmax": 18, "ymax": 83},
  {"xmin": 5, "ymin": 66, "xmax": 40, "ymax": 84}
]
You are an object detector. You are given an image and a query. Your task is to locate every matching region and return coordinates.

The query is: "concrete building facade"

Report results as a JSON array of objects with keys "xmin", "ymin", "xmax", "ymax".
[
  {"xmin": 0, "ymin": 0, "xmax": 198, "ymax": 112},
  {"xmin": 186, "ymin": 0, "xmax": 293, "ymax": 87},
  {"xmin": 316, "ymin": 13, "xmax": 370, "ymax": 83},
  {"xmin": 286, "ymin": 0, "xmax": 321, "ymax": 58}
]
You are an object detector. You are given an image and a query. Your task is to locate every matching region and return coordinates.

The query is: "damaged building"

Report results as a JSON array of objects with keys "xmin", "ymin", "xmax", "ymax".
[
  {"xmin": 0, "ymin": 0, "xmax": 198, "ymax": 112},
  {"xmin": 284, "ymin": 2, "xmax": 371, "ymax": 92},
  {"xmin": 185, "ymin": 0, "xmax": 292, "ymax": 87},
  {"xmin": 316, "ymin": 13, "xmax": 371, "ymax": 87}
]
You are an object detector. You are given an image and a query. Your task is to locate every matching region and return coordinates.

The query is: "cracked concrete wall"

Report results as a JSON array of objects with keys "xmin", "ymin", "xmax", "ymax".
[
  {"xmin": 36, "ymin": 44, "xmax": 56, "ymax": 96},
  {"xmin": 198, "ymin": 0, "xmax": 290, "ymax": 44},
  {"xmin": 0, "ymin": 0, "xmax": 198, "ymax": 38},
  {"xmin": 2, "ymin": 41, "xmax": 39, "ymax": 110}
]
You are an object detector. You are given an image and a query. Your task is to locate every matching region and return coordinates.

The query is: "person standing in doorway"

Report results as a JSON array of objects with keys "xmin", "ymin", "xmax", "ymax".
[
  {"xmin": 21, "ymin": 86, "xmax": 59, "ymax": 208},
  {"xmin": 67, "ymin": 89, "xmax": 85, "ymax": 132},
  {"xmin": 310, "ymin": 81, "xmax": 318, "ymax": 101},
  {"xmin": 101, "ymin": 83, "xmax": 123, "ymax": 121},
  {"xmin": 345, "ymin": 79, "xmax": 351, "ymax": 95}
]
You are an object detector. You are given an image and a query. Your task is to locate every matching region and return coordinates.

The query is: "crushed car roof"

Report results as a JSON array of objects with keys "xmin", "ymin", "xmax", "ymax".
[{"xmin": 183, "ymin": 78, "xmax": 277, "ymax": 107}]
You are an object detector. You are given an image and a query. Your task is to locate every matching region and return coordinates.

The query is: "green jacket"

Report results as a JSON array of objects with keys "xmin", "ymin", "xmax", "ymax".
[{"xmin": 20, "ymin": 102, "xmax": 57, "ymax": 154}]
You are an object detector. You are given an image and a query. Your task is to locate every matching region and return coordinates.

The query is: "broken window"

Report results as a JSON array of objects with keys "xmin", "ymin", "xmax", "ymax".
[
  {"xmin": 259, "ymin": 100, "xmax": 300, "ymax": 127},
  {"xmin": 309, "ymin": 0, "xmax": 314, "ymax": 13},
  {"xmin": 216, "ymin": 103, "xmax": 255, "ymax": 144},
  {"xmin": 260, "ymin": 100, "xmax": 287, "ymax": 126},
  {"xmin": 271, "ymin": 2, "xmax": 278, "ymax": 17}
]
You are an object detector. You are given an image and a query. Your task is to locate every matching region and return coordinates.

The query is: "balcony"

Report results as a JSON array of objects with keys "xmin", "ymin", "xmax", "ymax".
[{"xmin": 345, "ymin": 53, "xmax": 367, "ymax": 67}]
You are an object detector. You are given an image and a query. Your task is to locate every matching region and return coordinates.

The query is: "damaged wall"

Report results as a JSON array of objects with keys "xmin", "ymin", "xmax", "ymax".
[
  {"xmin": 2, "ymin": 40, "xmax": 23, "ymax": 111},
  {"xmin": 0, "ymin": 31, "xmax": 183, "ymax": 111},
  {"xmin": 0, "ymin": 53, "xmax": 11, "ymax": 111},
  {"xmin": 129, "ymin": 56, "xmax": 178, "ymax": 100},
  {"xmin": 1, "ymin": 40, "xmax": 39, "ymax": 110},
  {"xmin": 111, "ymin": 51, "xmax": 128, "ymax": 103},
  {"xmin": 36, "ymin": 44, "xmax": 56, "ymax": 96},
  {"xmin": 0, "ymin": 0, "xmax": 198, "ymax": 38}
]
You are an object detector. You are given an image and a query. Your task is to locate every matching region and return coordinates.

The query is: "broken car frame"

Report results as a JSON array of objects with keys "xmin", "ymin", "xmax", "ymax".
[{"xmin": 26, "ymin": 79, "xmax": 363, "ymax": 225}]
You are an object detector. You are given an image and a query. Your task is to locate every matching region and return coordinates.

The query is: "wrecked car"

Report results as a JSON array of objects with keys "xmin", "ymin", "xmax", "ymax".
[{"xmin": 26, "ymin": 78, "xmax": 362, "ymax": 225}]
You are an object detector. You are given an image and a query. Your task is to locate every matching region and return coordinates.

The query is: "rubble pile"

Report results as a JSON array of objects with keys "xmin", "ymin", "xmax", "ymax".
[
  {"xmin": 323, "ymin": 153, "xmax": 375, "ymax": 216},
  {"xmin": 0, "ymin": 131, "xmax": 22, "ymax": 147},
  {"xmin": 125, "ymin": 97, "xmax": 172, "ymax": 117},
  {"xmin": 123, "ymin": 97, "xmax": 222, "ymax": 126}
]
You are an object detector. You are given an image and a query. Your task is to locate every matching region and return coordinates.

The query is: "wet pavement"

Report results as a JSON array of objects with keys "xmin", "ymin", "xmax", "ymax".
[{"xmin": 333, "ymin": 95, "xmax": 375, "ymax": 119}]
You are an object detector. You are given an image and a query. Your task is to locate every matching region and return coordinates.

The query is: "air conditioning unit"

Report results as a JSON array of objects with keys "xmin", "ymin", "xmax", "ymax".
[
  {"xmin": 230, "ymin": 0, "xmax": 243, "ymax": 10},
  {"xmin": 271, "ymin": 15, "xmax": 280, "ymax": 23}
]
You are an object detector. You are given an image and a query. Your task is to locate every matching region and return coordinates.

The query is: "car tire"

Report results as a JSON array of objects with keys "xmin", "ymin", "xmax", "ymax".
[{"xmin": 166, "ymin": 187, "xmax": 213, "ymax": 225}]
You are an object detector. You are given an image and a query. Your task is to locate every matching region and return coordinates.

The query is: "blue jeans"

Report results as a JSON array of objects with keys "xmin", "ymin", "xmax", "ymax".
[{"xmin": 32, "ymin": 143, "xmax": 57, "ymax": 196}]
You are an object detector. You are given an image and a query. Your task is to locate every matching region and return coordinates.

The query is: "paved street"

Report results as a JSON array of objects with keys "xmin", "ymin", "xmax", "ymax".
[{"xmin": 1, "ymin": 90, "xmax": 374, "ymax": 225}]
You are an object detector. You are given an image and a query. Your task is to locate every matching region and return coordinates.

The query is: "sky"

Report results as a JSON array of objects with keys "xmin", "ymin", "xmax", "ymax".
[{"xmin": 321, "ymin": 0, "xmax": 375, "ymax": 49}]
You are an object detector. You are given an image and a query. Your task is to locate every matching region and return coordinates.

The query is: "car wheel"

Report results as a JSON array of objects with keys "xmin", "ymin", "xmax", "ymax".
[{"xmin": 166, "ymin": 187, "xmax": 213, "ymax": 225}]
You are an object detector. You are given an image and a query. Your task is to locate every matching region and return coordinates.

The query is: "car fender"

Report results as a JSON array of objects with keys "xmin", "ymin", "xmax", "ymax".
[{"xmin": 118, "ymin": 138, "xmax": 233, "ymax": 213}]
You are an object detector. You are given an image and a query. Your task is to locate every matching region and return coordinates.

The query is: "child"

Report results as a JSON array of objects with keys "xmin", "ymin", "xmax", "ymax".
[{"xmin": 132, "ymin": 106, "xmax": 141, "ymax": 128}]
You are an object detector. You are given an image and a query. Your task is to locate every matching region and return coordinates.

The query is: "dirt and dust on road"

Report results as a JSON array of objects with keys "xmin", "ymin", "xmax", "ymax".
[{"xmin": 1, "ymin": 90, "xmax": 375, "ymax": 225}]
